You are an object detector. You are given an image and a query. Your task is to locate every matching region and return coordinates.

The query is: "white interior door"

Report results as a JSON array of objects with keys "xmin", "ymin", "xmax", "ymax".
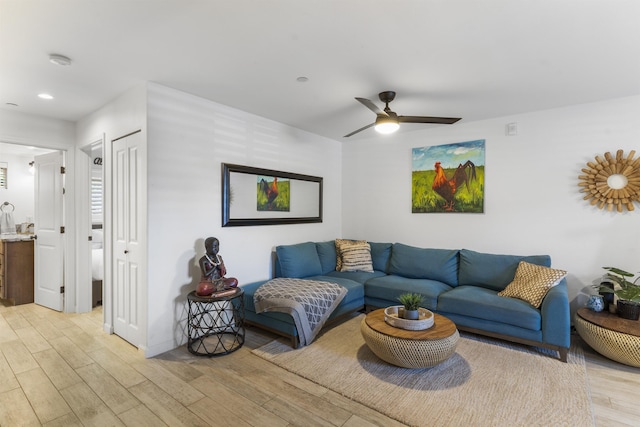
[
  {"xmin": 34, "ymin": 151, "xmax": 64, "ymax": 311},
  {"xmin": 112, "ymin": 131, "xmax": 144, "ymax": 345}
]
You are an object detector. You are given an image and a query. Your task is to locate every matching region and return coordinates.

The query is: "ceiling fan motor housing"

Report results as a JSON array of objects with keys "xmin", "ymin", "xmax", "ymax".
[{"xmin": 379, "ymin": 91, "xmax": 396, "ymax": 104}]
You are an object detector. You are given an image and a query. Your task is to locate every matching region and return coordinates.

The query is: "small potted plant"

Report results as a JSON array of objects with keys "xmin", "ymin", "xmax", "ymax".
[
  {"xmin": 597, "ymin": 267, "xmax": 640, "ymax": 320},
  {"xmin": 397, "ymin": 292, "xmax": 424, "ymax": 320}
]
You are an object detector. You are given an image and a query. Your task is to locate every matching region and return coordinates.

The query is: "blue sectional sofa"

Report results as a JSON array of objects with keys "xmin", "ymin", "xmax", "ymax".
[{"xmin": 242, "ymin": 241, "xmax": 570, "ymax": 361}]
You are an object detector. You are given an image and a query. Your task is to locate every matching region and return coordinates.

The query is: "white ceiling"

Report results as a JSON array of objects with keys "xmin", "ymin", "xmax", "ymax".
[{"xmin": 1, "ymin": 1, "xmax": 639, "ymax": 141}]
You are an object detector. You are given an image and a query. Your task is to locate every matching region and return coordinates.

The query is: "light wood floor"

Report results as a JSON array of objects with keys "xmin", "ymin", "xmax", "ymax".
[{"xmin": 0, "ymin": 302, "xmax": 638, "ymax": 427}]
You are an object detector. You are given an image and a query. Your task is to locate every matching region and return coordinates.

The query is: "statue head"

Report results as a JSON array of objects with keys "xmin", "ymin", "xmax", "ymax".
[{"xmin": 204, "ymin": 237, "xmax": 220, "ymax": 255}]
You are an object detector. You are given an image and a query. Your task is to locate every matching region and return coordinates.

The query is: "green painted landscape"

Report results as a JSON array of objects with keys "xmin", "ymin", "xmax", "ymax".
[{"xmin": 412, "ymin": 166, "xmax": 485, "ymax": 213}]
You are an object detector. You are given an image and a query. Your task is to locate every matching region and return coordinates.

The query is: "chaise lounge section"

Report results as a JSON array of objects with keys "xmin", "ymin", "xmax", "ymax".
[{"xmin": 242, "ymin": 240, "xmax": 570, "ymax": 361}]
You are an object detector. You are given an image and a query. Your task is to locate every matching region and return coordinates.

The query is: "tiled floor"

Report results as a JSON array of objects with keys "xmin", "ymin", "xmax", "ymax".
[{"xmin": 0, "ymin": 302, "xmax": 638, "ymax": 426}]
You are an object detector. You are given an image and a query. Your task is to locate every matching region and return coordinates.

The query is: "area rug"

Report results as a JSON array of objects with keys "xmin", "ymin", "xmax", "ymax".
[{"xmin": 252, "ymin": 314, "xmax": 594, "ymax": 427}]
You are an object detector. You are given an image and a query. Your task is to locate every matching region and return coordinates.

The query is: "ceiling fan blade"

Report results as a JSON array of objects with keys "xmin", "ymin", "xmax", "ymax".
[
  {"xmin": 398, "ymin": 116, "xmax": 461, "ymax": 124},
  {"xmin": 355, "ymin": 97, "xmax": 387, "ymax": 116},
  {"xmin": 343, "ymin": 123, "xmax": 375, "ymax": 138}
]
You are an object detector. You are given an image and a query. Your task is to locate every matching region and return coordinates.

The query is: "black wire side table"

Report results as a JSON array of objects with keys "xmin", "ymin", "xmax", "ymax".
[{"xmin": 187, "ymin": 288, "xmax": 245, "ymax": 356}]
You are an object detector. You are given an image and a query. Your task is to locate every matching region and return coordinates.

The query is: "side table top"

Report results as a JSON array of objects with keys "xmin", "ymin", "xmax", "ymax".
[
  {"xmin": 577, "ymin": 307, "xmax": 640, "ymax": 337},
  {"xmin": 365, "ymin": 308, "xmax": 457, "ymax": 340},
  {"xmin": 188, "ymin": 288, "xmax": 243, "ymax": 302}
]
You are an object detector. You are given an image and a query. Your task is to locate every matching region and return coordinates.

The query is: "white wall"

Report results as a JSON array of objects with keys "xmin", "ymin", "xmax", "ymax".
[
  {"xmin": 76, "ymin": 85, "xmax": 148, "ymax": 144},
  {"xmin": 144, "ymin": 83, "xmax": 342, "ymax": 356},
  {"xmin": 343, "ymin": 95, "xmax": 640, "ymax": 316},
  {"xmin": 0, "ymin": 109, "xmax": 75, "ymax": 150}
]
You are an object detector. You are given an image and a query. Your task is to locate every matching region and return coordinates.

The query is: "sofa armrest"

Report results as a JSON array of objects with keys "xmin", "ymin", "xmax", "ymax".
[{"xmin": 540, "ymin": 279, "xmax": 570, "ymax": 348}]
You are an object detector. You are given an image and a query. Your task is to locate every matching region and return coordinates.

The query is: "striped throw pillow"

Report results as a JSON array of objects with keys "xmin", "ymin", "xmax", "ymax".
[
  {"xmin": 338, "ymin": 240, "xmax": 373, "ymax": 272},
  {"xmin": 335, "ymin": 239, "xmax": 366, "ymax": 271}
]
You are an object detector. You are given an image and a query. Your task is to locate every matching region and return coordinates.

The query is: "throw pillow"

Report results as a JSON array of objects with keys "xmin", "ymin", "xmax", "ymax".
[
  {"xmin": 337, "ymin": 240, "xmax": 374, "ymax": 272},
  {"xmin": 335, "ymin": 239, "xmax": 367, "ymax": 271},
  {"xmin": 498, "ymin": 261, "xmax": 567, "ymax": 308}
]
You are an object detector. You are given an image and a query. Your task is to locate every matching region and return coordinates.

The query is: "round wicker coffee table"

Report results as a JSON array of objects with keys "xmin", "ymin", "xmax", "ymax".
[
  {"xmin": 575, "ymin": 307, "xmax": 640, "ymax": 367},
  {"xmin": 360, "ymin": 308, "xmax": 459, "ymax": 368}
]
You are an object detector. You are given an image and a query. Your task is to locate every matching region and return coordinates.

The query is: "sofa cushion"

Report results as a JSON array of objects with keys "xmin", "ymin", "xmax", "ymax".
[
  {"xmin": 276, "ymin": 242, "xmax": 322, "ymax": 278},
  {"xmin": 364, "ymin": 275, "xmax": 453, "ymax": 311},
  {"xmin": 338, "ymin": 240, "xmax": 373, "ymax": 272},
  {"xmin": 498, "ymin": 261, "xmax": 567, "ymax": 308},
  {"xmin": 437, "ymin": 286, "xmax": 542, "ymax": 330},
  {"xmin": 388, "ymin": 243, "xmax": 459, "ymax": 286},
  {"xmin": 316, "ymin": 241, "xmax": 337, "ymax": 274},
  {"xmin": 369, "ymin": 242, "xmax": 392, "ymax": 272},
  {"xmin": 458, "ymin": 249, "xmax": 551, "ymax": 291},
  {"xmin": 242, "ymin": 280, "xmax": 269, "ymax": 312},
  {"xmin": 325, "ymin": 269, "xmax": 386, "ymax": 285},
  {"xmin": 305, "ymin": 275, "xmax": 365, "ymax": 307}
]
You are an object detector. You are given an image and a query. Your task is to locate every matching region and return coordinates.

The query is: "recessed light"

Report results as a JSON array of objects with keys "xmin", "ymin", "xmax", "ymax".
[
  {"xmin": 49, "ymin": 54, "xmax": 72, "ymax": 66},
  {"xmin": 296, "ymin": 76, "xmax": 309, "ymax": 83},
  {"xmin": 38, "ymin": 93, "xmax": 54, "ymax": 100}
]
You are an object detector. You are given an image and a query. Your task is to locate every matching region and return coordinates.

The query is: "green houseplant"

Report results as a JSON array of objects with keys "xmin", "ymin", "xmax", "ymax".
[
  {"xmin": 397, "ymin": 292, "xmax": 424, "ymax": 320},
  {"xmin": 597, "ymin": 267, "xmax": 640, "ymax": 320}
]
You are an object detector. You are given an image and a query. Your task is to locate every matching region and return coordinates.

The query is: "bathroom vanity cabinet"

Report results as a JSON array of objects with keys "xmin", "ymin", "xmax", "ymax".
[{"xmin": 0, "ymin": 239, "xmax": 34, "ymax": 305}]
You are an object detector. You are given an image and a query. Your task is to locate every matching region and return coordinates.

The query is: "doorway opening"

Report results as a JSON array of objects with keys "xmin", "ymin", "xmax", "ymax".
[
  {"xmin": 0, "ymin": 142, "xmax": 62, "ymax": 310},
  {"xmin": 90, "ymin": 142, "xmax": 104, "ymax": 307}
]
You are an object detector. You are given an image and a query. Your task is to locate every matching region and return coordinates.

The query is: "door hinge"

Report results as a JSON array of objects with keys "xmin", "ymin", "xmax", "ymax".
[
  {"xmin": 60, "ymin": 166, "xmax": 66, "ymax": 174},
  {"xmin": 60, "ymin": 226, "xmax": 65, "ymax": 233},
  {"xmin": 60, "ymin": 286, "xmax": 65, "ymax": 294}
]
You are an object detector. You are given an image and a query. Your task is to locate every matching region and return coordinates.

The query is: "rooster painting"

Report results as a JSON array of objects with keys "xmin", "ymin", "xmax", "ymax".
[
  {"xmin": 259, "ymin": 177, "xmax": 279, "ymax": 210},
  {"xmin": 257, "ymin": 176, "xmax": 290, "ymax": 211},
  {"xmin": 412, "ymin": 140, "xmax": 485, "ymax": 213},
  {"xmin": 432, "ymin": 160, "xmax": 477, "ymax": 211}
]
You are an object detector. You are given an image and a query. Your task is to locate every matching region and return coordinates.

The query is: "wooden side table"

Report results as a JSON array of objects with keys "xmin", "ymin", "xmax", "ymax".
[
  {"xmin": 574, "ymin": 307, "xmax": 640, "ymax": 367},
  {"xmin": 187, "ymin": 288, "xmax": 245, "ymax": 356}
]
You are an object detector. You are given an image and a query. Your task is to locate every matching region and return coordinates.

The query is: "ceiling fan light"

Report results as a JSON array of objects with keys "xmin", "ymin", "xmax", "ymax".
[{"xmin": 374, "ymin": 117, "xmax": 399, "ymax": 134}]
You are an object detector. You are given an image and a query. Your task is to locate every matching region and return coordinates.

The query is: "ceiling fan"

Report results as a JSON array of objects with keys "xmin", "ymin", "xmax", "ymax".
[{"xmin": 344, "ymin": 91, "xmax": 461, "ymax": 137}]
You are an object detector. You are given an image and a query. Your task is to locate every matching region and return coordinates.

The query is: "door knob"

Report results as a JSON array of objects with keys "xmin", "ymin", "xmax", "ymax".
[{"xmin": 124, "ymin": 250, "xmax": 129, "ymax": 254}]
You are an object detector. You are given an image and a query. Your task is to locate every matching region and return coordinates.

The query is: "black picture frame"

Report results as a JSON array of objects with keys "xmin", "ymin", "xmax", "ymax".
[{"xmin": 222, "ymin": 163, "xmax": 323, "ymax": 227}]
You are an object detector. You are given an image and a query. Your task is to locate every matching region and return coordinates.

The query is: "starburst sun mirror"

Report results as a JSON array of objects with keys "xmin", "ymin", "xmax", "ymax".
[{"xmin": 578, "ymin": 149, "xmax": 640, "ymax": 212}]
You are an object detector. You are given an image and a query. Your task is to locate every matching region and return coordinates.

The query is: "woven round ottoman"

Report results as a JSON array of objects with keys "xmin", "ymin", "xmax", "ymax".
[
  {"xmin": 575, "ymin": 308, "xmax": 640, "ymax": 368},
  {"xmin": 360, "ymin": 309, "xmax": 459, "ymax": 368}
]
